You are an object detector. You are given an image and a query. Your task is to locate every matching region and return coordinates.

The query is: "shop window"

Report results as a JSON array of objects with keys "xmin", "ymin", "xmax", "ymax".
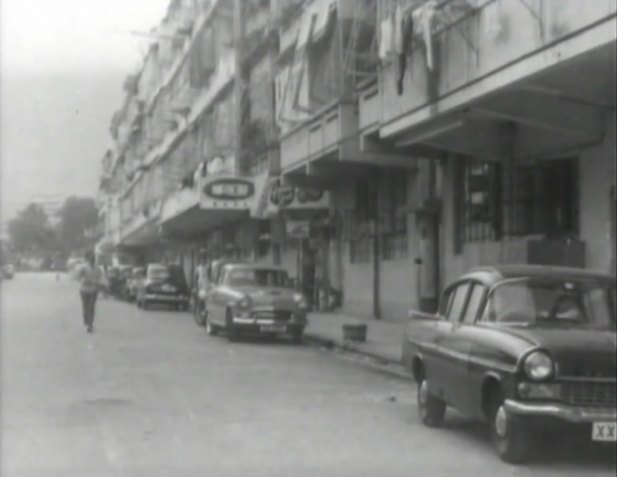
[
  {"xmin": 350, "ymin": 237, "xmax": 372, "ymax": 264},
  {"xmin": 504, "ymin": 158, "xmax": 578, "ymax": 237},
  {"xmin": 380, "ymin": 171, "xmax": 408, "ymax": 260}
]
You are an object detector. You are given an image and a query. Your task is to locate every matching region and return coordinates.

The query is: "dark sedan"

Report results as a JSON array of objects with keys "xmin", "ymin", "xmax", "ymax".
[
  {"xmin": 137, "ymin": 263, "xmax": 190, "ymax": 311},
  {"xmin": 402, "ymin": 265, "xmax": 616, "ymax": 463}
]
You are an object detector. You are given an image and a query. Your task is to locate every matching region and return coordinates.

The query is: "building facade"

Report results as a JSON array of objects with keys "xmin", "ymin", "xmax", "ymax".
[{"xmin": 98, "ymin": 0, "xmax": 617, "ymax": 321}]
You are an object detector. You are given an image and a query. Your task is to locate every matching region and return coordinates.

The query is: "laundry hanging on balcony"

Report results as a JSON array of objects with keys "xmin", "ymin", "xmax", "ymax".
[
  {"xmin": 396, "ymin": 14, "xmax": 414, "ymax": 95},
  {"xmin": 413, "ymin": 0, "xmax": 438, "ymax": 71}
]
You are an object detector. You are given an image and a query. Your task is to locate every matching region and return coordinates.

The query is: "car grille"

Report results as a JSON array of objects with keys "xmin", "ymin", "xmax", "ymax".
[
  {"xmin": 560, "ymin": 381, "xmax": 617, "ymax": 408},
  {"xmin": 253, "ymin": 310, "xmax": 292, "ymax": 322}
]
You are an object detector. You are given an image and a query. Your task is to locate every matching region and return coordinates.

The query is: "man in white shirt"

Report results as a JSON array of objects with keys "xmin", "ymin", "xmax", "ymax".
[{"xmin": 74, "ymin": 251, "xmax": 108, "ymax": 333}]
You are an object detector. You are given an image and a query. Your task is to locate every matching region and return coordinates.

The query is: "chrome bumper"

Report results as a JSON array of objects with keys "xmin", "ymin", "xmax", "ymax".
[
  {"xmin": 504, "ymin": 399, "xmax": 617, "ymax": 423},
  {"xmin": 144, "ymin": 294, "xmax": 188, "ymax": 302}
]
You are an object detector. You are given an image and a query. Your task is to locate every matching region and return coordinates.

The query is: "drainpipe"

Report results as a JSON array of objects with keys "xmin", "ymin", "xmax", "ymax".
[
  {"xmin": 372, "ymin": 178, "xmax": 381, "ymax": 320},
  {"xmin": 233, "ymin": 0, "xmax": 245, "ymax": 176}
]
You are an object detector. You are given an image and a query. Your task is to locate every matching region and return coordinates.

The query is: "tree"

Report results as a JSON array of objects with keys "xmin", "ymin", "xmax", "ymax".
[
  {"xmin": 57, "ymin": 196, "xmax": 99, "ymax": 252},
  {"xmin": 7, "ymin": 204, "xmax": 54, "ymax": 253}
]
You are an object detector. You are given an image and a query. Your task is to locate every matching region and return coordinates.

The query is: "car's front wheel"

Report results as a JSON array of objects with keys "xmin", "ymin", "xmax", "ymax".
[
  {"xmin": 417, "ymin": 379, "xmax": 446, "ymax": 427},
  {"xmin": 225, "ymin": 309, "xmax": 238, "ymax": 342},
  {"xmin": 490, "ymin": 392, "xmax": 530, "ymax": 464},
  {"xmin": 206, "ymin": 318, "xmax": 218, "ymax": 336}
]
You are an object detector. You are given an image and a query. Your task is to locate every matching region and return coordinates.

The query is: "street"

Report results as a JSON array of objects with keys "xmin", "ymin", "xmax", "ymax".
[{"xmin": 1, "ymin": 273, "xmax": 614, "ymax": 477}]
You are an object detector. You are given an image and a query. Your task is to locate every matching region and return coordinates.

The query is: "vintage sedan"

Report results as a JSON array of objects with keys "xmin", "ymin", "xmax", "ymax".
[
  {"xmin": 137, "ymin": 263, "xmax": 190, "ymax": 311},
  {"xmin": 402, "ymin": 265, "xmax": 616, "ymax": 463},
  {"xmin": 205, "ymin": 263, "xmax": 308, "ymax": 342}
]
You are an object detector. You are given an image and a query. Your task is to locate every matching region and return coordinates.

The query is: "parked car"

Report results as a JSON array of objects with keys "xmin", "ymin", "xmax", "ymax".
[
  {"xmin": 193, "ymin": 259, "xmax": 245, "ymax": 327},
  {"xmin": 124, "ymin": 266, "xmax": 146, "ymax": 302},
  {"xmin": 137, "ymin": 263, "xmax": 190, "ymax": 310},
  {"xmin": 1, "ymin": 264, "xmax": 15, "ymax": 279},
  {"xmin": 402, "ymin": 265, "xmax": 616, "ymax": 463},
  {"xmin": 205, "ymin": 263, "xmax": 308, "ymax": 343}
]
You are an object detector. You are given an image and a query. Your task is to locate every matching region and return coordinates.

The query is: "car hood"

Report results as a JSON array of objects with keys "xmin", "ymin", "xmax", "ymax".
[
  {"xmin": 233, "ymin": 286, "xmax": 299, "ymax": 308},
  {"xmin": 498, "ymin": 326, "xmax": 617, "ymax": 378}
]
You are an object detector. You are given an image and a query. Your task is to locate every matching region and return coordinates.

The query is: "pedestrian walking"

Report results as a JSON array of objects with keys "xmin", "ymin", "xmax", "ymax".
[{"xmin": 73, "ymin": 251, "xmax": 108, "ymax": 333}]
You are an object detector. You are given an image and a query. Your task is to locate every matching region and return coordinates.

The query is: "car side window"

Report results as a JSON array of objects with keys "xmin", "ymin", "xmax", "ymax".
[
  {"xmin": 445, "ymin": 283, "xmax": 471, "ymax": 322},
  {"xmin": 461, "ymin": 284, "xmax": 486, "ymax": 324}
]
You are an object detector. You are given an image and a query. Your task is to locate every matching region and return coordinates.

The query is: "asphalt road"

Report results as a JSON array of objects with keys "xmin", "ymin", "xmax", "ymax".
[{"xmin": 1, "ymin": 273, "xmax": 615, "ymax": 477}]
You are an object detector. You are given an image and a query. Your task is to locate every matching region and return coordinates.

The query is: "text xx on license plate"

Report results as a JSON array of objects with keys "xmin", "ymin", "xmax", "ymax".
[
  {"xmin": 592, "ymin": 422, "xmax": 616, "ymax": 441},
  {"xmin": 260, "ymin": 325, "xmax": 286, "ymax": 333}
]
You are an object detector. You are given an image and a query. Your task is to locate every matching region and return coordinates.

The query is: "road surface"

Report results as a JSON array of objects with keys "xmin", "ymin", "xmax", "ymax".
[{"xmin": 1, "ymin": 273, "xmax": 614, "ymax": 476}]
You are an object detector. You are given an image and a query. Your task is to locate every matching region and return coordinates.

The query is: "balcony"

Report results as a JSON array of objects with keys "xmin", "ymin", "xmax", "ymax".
[
  {"xmin": 280, "ymin": 101, "xmax": 359, "ymax": 171},
  {"xmin": 379, "ymin": 0, "xmax": 616, "ymax": 139}
]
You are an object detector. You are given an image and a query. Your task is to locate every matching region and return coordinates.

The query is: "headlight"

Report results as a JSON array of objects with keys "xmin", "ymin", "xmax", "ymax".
[
  {"xmin": 293, "ymin": 293, "xmax": 308, "ymax": 309},
  {"xmin": 236, "ymin": 295, "xmax": 252, "ymax": 310},
  {"xmin": 523, "ymin": 351, "xmax": 554, "ymax": 381},
  {"xmin": 198, "ymin": 290, "xmax": 206, "ymax": 299}
]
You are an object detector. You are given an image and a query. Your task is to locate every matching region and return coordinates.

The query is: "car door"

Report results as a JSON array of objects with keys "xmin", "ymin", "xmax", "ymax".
[
  {"xmin": 424, "ymin": 281, "xmax": 472, "ymax": 403},
  {"xmin": 444, "ymin": 281, "xmax": 488, "ymax": 415}
]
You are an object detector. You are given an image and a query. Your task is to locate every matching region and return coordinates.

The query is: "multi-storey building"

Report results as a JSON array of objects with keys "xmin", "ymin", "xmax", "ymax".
[{"xmin": 98, "ymin": 0, "xmax": 616, "ymax": 321}]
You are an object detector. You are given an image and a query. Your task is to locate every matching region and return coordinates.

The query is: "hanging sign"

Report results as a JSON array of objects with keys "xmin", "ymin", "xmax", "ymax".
[
  {"xmin": 201, "ymin": 176, "xmax": 255, "ymax": 210},
  {"xmin": 286, "ymin": 220, "xmax": 311, "ymax": 239},
  {"xmin": 269, "ymin": 179, "xmax": 329, "ymax": 209}
]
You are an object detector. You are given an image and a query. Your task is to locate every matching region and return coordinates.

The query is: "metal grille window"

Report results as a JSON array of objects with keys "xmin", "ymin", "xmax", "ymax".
[
  {"xmin": 459, "ymin": 159, "xmax": 502, "ymax": 245},
  {"xmin": 350, "ymin": 237, "xmax": 372, "ymax": 264},
  {"xmin": 504, "ymin": 159, "xmax": 578, "ymax": 237}
]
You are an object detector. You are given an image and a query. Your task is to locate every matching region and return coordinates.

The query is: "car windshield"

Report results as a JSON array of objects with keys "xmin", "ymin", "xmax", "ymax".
[
  {"xmin": 483, "ymin": 277, "xmax": 616, "ymax": 328},
  {"xmin": 227, "ymin": 268, "xmax": 290, "ymax": 287},
  {"xmin": 148, "ymin": 265, "xmax": 170, "ymax": 281}
]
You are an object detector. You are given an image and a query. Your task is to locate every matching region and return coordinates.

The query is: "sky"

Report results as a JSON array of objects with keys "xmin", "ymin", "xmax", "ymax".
[{"xmin": 0, "ymin": 0, "xmax": 170, "ymax": 223}]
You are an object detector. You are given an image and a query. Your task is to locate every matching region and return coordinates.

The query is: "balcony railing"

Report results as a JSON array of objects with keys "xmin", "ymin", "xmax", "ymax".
[
  {"xmin": 280, "ymin": 101, "xmax": 360, "ymax": 170},
  {"xmin": 379, "ymin": 0, "xmax": 616, "ymax": 129}
]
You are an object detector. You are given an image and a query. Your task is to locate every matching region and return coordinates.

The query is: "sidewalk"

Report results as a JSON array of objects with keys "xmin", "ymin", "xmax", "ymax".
[{"xmin": 305, "ymin": 311, "xmax": 406, "ymax": 367}]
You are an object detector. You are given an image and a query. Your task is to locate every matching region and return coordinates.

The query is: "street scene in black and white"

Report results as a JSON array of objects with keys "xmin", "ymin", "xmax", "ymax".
[{"xmin": 1, "ymin": 0, "xmax": 616, "ymax": 476}]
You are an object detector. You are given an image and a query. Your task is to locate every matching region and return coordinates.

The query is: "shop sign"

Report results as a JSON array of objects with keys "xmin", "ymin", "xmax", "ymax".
[
  {"xmin": 269, "ymin": 180, "xmax": 329, "ymax": 209},
  {"xmin": 286, "ymin": 220, "xmax": 310, "ymax": 238},
  {"xmin": 201, "ymin": 176, "xmax": 255, "ymax": 211},
  {"xmin": 203, "ymin": 178, "xmax": 254, "ymax": 201}
]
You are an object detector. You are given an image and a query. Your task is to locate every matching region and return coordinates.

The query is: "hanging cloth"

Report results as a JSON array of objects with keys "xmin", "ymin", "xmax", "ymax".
[
  {"xmin": 415, "ymin": 1, "xmax": 437, "ymax": 71},
  {"xmin": 379, "ymin": 17, "xmax": 393, "ymax": 61},
  {"xmin": 396, "ymin": 14, "xmax": 414, "ymax": 95},
  {"xmin": 393, "ymin": 4, "xmax": 403, "ymax": 54}
]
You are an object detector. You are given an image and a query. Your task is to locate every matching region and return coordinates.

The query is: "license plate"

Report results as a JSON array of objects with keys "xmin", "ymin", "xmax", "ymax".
[
  {"xmin": 161, "ymin": 285, "xmax": 175, "ymax": 292},
  {"xmin": 592, "ymin": 422, "xmax": 617, "ymax": 442},
  {"xmin": 260, "ymin": 325, "xmax": 286, "ymax": 333}
]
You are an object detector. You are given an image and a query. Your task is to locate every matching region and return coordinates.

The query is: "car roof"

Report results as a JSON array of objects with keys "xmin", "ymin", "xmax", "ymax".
[{"xmin": 460, "ymin": 264, "xmax": 615, "ymax": 287}]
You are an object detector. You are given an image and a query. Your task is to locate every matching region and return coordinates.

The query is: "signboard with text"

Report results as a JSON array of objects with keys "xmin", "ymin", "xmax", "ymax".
[
  {"xmin": 200, "ymin": 176, "xmax": 256, "ymax": 210},
  {"xmin": 269, "ymin": 179, "xmax": 330, "ymax": 210}
]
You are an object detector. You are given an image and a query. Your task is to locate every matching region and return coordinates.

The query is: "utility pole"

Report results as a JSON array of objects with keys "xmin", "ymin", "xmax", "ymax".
[{"xmin": 233, "ymin": 0, "xmax": 245, "ymax": 176}]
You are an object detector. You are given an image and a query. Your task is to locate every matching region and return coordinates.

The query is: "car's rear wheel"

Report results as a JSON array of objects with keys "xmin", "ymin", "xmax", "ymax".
[
  {"xmin": 142, "ymin": 300, "xmax": 149, "ymax": 310},
  {"xmin": 417, "ymin": 379, "xmax": 446, "ymax": 427},
  {"xmin": 225, "ymin": 309, "xmax": 238, "ymax": 342},
  {"xmin": 490, "ymin": 390, "xmax": 530, "ymax": 464},
  {"xmin": 291, "ymin": 329, "xmax": 303, "ymax": 344}
]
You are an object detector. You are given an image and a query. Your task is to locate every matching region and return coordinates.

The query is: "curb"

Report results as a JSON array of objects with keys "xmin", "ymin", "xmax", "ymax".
[{"xmin": 304, "ymin": 331, "xmax": 411, "ymax": 380}]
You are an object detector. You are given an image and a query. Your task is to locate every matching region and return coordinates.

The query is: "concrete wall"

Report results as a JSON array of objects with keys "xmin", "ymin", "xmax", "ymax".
[
  {"xmin": 579, "ymin": 113, "xmax": 616, "ymax": 273},
  {"xmin": 334, "ymin": 168, "xmax": 425, "ymax": 322}
]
